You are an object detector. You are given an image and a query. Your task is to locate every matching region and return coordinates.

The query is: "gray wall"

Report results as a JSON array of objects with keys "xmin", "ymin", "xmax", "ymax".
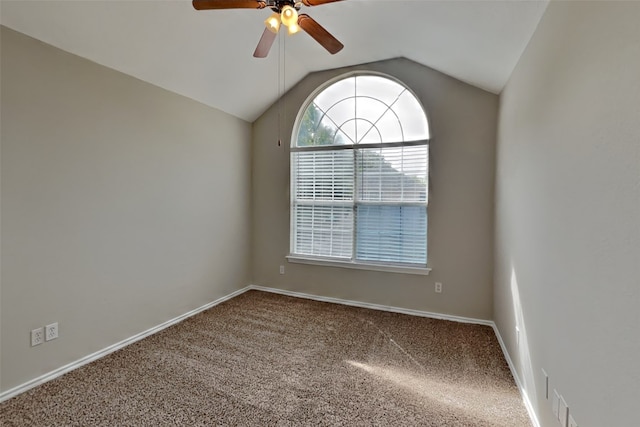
[
  {"xmin": 252, "ymin": 58, "xmax": 498, "ymax": 320},
  {"xmin": 494, "ymin": 2, "xmax": 640, "ymax": 426},
  {"xmin": 0, "ymin": 27, "xmax": 252, "ymax": 392}
]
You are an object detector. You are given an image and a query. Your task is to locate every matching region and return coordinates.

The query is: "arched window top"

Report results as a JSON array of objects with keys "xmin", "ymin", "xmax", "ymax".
[{"xmin": 295, "ymin": 74, "xmax": 429, "ymax": 148}]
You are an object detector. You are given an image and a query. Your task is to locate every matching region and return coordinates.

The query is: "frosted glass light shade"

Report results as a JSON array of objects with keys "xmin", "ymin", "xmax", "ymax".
[
  {"xmin": 288, "ymin": 23, "xmax": 301, "ymax": 35},
  {"xmin": 264, "ymin": 12, "xmax": 281, "ymax": 33},
  {"xmin": 280, "ymin": 6, "xmax": 298, "ymax": 27}
]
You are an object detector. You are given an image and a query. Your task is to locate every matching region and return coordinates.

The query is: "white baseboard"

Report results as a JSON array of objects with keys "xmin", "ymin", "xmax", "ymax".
[
  {"xmin": 248, "ymin": 284, "xmax": 494, "ymax": 326},
  {"xmin": 0, "ymin": 286, "xmax": 251, "ymax": 403},
  {"xmin": 492, "ymin": 324, "xmax": 541, "ymax": 427}
]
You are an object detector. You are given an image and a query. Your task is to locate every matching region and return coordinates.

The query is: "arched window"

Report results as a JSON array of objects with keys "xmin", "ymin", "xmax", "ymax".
[{"xmin": 290, "ymin": 74, "xmax": 429, "ymax": 269}]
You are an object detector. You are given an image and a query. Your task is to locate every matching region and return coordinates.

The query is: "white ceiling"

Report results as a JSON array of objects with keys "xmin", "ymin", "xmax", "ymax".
[{"xmin": 0, "ymin": 0, "xmax": 549, "ymax": 122}]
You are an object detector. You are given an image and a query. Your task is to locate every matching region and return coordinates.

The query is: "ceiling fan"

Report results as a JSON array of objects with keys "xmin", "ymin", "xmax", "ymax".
[{"xmin": 193, "ymin": 0, "xmax": 344, "ymax": 58}]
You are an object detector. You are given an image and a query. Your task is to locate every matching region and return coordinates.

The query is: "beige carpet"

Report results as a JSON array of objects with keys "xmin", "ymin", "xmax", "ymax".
[{"xmin": 1, "ymin": 290, "xmax": 532, "ymax": 426}]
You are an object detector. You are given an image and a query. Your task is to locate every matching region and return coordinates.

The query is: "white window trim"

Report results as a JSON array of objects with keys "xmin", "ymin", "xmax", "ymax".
[
  {"xmin": 289, "ymin": 72, "xmax": 431, "ymax": 272},
  {"xmin": 286, "ymin": 254, "xmax": 432, "ymax": 276}
]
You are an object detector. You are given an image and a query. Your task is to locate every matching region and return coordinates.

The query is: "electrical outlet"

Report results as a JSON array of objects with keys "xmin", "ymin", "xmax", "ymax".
[
  {"xmin": 541, "ymin": 368, "xmax": 549, "ymax": 399},
  {"xmin": 435, "ymin": 282, "xmax": 442, "ymax": 293},
  {"xmin": 31, "ymin": 327, "xmax": 44, "ymax": 346},
  {"xmin": 516, "ymin": 326, "xmax": 520, "ymax": 346},
  {"xmin": 552, "ymin": 390, "xmax": 560, "ymax": 418},
  {"xmin": 279, "ymin": 265, "xmax": 285, "ymax": 275},
  {"xmin": 45, "ymin": 322, "xmax": 59, "ymax": 341},
  {"xmin": 568, "ymin": 414, "xmax": 578, "ymax": 427},
  {"xmin": 559, "ymin": 396, "xmax": 569, "ymax": 427}
]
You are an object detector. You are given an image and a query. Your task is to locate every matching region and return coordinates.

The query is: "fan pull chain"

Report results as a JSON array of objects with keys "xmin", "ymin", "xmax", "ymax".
[
  {"xmin": 281, "ymin": 34, "xmax": 286, "ymax": 147},
  {"xmin": 277, "ymin": 30, "xmax": 282, "ymax": 147}
]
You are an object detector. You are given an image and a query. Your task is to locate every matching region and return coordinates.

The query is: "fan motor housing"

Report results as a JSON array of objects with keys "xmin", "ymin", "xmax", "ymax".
[{"xmin": 268, "ymin": 0, "xmax": 301, "ymax": 12}]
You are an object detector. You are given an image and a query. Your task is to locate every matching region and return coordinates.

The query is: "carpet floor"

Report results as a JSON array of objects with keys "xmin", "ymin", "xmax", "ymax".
[{"xmin": 1, "ymin": 290, "xmax": 532, "ymax": 426}]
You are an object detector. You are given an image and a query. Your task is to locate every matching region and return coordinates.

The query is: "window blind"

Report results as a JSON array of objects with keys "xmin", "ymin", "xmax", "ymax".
[
  {"xmin": 355, "ymin": 145, "xmax": 428, "ymax": 264},
  {"xmin": 292, "ymin": 145, "xmax": 427, "ymax": 265}
]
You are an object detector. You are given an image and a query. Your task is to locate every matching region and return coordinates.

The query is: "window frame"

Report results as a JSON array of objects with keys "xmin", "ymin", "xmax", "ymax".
[{"xmin": 288, "ymin": 72, "xmax": 431, "ymax": 275}]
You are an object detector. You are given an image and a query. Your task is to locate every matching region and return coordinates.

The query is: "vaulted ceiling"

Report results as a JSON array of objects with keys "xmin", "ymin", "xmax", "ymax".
[{"xmin": 1, "ymin": 0, "xmax": 549, "ymax": 122}]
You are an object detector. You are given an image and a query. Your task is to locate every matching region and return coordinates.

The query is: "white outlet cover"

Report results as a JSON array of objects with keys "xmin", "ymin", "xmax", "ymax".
[
  {"xmin": 31, "ymin": 327, "xmax": 44, "ymax": 346},
  {"xmin": 552, "ymin": 390, "xmax": 560, "ymax": 418},
  {"xmin": 541, "ymin": 368, "xmax": 549, "ymax": 399},
  {"xmin": 568, "ymin": 414, "xmax": 578, "ymax": 427},
  {"xmin": 559, "ymin": 396, "xmax": 569, "ymax": 427},
  {"xmin": 45, "ymin": 322, "xmax": 59, "ymax": 341}
]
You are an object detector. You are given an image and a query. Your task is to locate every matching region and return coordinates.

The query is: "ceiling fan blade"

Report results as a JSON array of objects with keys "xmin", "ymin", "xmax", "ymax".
[
  {"xmin": 298, "ymin": 14, "xmax": 343, "ymax": 55},
  {"xmin": 301, "ymin": 0, "xmax": 343, "ymax": 6},
  {"xmin": 253, "ymin": 28, "xmax": 277, "ymax": 58},
  {"xmin": 192, "ymin": 0, "xmax": 266, "ymax": 10}
]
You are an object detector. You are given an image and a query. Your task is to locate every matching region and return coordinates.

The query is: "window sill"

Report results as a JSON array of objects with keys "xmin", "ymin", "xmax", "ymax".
[{"xmin": 286, "ymin": 255, "xmax": 431, "ymax": 276}]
